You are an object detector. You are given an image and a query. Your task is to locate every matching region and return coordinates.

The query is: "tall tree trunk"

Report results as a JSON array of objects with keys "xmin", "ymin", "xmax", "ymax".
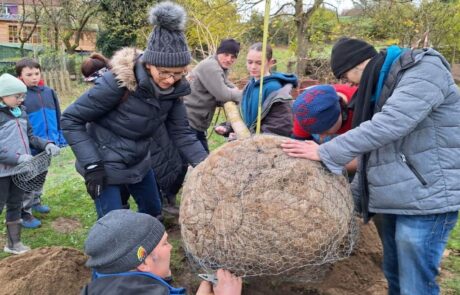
[
  {"xmin": 294, "ymin": 0, "xmax": 324, "ymax": 76},
  {"xmin": 295, "ymin": 0, "xmax": 306, "ymax": 76},
  {"xmin": 54, "ymin": 26, "xmax": 59, "ymax": 51}
]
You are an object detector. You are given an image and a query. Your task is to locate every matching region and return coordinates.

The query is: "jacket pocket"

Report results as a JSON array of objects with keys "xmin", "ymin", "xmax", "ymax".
[{"xmin": 400, "ymin": 153, "xmax": 427, "ymax": 186}]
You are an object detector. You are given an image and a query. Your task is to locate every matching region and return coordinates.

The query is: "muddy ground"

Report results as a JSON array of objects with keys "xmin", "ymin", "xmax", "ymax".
[{"xmin": 0, "ymin": 222, "xmax": 385, "ymax": 295}]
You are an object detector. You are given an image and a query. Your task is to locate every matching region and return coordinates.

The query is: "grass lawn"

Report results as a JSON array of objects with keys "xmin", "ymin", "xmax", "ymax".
[{"xmin": 0, "ymin": 84, "xmax": 459, "ymax": 293}]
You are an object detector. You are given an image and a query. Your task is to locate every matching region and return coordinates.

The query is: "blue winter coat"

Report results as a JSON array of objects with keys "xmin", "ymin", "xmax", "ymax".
[{"xmin": 23, "ymin": 85, "xmax": 67, "ymax": 151}]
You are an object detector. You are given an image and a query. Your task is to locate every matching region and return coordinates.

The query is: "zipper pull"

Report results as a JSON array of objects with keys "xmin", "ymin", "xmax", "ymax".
[{"xmin": 400, "ymin": 153, "xmax": 407, "ymax": 163}]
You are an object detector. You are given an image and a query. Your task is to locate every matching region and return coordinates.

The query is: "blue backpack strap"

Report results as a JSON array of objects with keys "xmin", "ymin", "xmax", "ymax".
[{"xmin": 94, "ymin": 271, "xmax": 186, "ymax": 294}]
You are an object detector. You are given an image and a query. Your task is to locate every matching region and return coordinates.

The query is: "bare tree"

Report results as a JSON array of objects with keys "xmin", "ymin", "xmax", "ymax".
[
  {"xmin": 239, "ymin": 0, "xmax": 324, "ymax": 76},
  {"xmin": 17, "ymin": 0, "xmax": 42, "ymax": 56},
  {"xmin": 38, "ymin": 0, "xmax": 65, "ymax": 51},
  {"xmin": 60, "ymin": 0, "xmax": 100, "ymax": 54}
]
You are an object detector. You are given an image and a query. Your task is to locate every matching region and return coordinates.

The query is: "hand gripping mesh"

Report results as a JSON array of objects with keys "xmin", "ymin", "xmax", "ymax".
[
  {"xmin": 180, "ymin": 135, "xmax": 359, "ymax": 281},
  {"xmin": 11, "ymin": 152, "xmax": 51, "ymax": 192}
]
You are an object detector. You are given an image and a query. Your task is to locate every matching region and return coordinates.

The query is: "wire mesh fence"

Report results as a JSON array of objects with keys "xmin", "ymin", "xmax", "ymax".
[
  {"xmin": 180, "ymin": 135, "xmax": 359, "ymax": 282},
  {"xmin": 11, "ymin": 152, "xmax": 52, "ymax": 192}
]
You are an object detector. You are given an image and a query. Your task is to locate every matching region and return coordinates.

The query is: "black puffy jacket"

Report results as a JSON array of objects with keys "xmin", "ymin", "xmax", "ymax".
[{"xmin": 62, "ymin": 48, "xmax": 207, "ymax": 186}]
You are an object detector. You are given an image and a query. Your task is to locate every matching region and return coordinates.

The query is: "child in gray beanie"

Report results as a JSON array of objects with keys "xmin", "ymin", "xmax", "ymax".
[
  {"xmin": 81, "ymin": 210, "xmax": 242, "ymax": 295},
  {"xmin": 61, "ymin": 1, "xmax": 207, "ymax": 220},
  {"xmin": 0, "ymin": 74, "xmax": 59, "ymax": 255}
]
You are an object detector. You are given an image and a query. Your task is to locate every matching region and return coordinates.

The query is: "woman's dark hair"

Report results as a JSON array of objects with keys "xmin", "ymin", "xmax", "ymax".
[
  {"xmin": 81, "ymin": 52, "xmax": 110, "ymax": 78},
  {"xmin": 248, "ymin": 42, "xmax": 273, "ymax": 61}
]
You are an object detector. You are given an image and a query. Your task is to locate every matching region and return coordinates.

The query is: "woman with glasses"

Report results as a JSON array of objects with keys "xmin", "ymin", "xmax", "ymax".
[{"xmin": 61, "ymin": 2, "xmax": 207, "ymax": 220}]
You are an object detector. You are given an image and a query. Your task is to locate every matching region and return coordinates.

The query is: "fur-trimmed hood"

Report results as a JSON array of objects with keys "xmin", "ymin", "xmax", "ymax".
[{"xmin": 110, "ymin": 47, "xmax": 143, "ymax": 92}]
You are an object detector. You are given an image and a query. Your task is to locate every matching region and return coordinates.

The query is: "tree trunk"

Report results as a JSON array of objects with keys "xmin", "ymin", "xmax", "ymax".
[
  {"xmin": 294, "ymin": 0, "xmax": 324, "ymax": 76},
  {"xmin": 223, "ymin": 102, "xmax": 251, "ymax": 139},
  {"xmin": 295, "ymin": 0, "xmax": 306, "ymax": 76},
  {"xmin": 20, "ymin": 42, "xmax": 26, "ymax": 57},
  {"xmin": 54, "ymin": 26, "xmax": 59, "ymax": 51}
]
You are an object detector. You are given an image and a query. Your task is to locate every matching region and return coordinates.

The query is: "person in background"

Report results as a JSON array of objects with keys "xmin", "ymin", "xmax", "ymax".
[
  {"xmin": 16, "ymin": 58, "xmax": 66, "ymax": 229},
  {"xmin": 81, "ymin": 52, "xmax": 110, "ymax": 83},
  {"xmin": 61, "ymin": 2, "xmax": 207, "ymax": 219},
  {"xmin": 215, "ymin": 42, "xmax": 298, "ymax": 138},
  {"xmin": 292, "ymin": 84, "xmax": 358, "ymax": 173},
  {"xmin": 292, "ymin": 84, "xmax": 357, "ymax": 142},
  {"xmin": 184, "ymin": 38, "xmax": 242, "ymax": 152},
  {"xmin": 0, "ymin": 74, "xmax": 59, "ymax": 254},
  {"xmin": 282, "ymin": 37, "xmax": 460, "ymax": 294},
  {"xmin": 81, "ymin": 209, "xmax": 242, "ymax": 295}
]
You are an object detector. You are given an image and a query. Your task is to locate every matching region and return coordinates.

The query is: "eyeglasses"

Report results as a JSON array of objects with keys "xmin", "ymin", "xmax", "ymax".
[
  {"xmin": 156, "ymin": 68, "xmax": 188, "ymax": 80},
  {"xmin": 13, "ymin": 94, "xmax": 25, "ymax": 101}
]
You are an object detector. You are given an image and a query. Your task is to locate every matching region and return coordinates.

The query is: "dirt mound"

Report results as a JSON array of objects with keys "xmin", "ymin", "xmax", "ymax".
[
  {"xmin": 0, "ymin": 247, "xmax": 91, "ymax": 295},
  {"xmin": 51, "ymin": 217, "xmax": 82, "ymax": 234},
  {"xmin": 243, "ymin": 221, "xmax": 386, "ymax": 295}
]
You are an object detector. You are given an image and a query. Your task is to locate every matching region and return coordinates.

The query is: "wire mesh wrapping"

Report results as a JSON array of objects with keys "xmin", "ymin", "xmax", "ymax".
[
  {"xmin": 11, "ymin": 152, "xmax": 51, "ymax": 192},
  {"xmin": 180, "ymin": 135, "xmax": 359, "ymax": 281}
]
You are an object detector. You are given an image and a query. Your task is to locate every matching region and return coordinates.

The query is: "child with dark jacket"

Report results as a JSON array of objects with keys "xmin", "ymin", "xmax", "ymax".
[
  {"xmin": 0, "ymin": 74, "xmax": 59, "ymax": 254},
  {"xmin": 16, "ymin": 58, "xmax": 65, "ymax": 228}
]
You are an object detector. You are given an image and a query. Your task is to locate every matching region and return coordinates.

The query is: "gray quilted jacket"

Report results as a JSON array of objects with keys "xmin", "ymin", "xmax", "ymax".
[{"xmin": 319, "ymin": 48, "xmax": 460, "ymax": 215}]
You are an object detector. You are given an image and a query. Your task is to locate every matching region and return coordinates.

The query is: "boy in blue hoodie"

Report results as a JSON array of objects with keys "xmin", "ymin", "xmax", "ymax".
[{"xmin": 16, "ymin": 58, "xmax": 67, "ymax": 228}]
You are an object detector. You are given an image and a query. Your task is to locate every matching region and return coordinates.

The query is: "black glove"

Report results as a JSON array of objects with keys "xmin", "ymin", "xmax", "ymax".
[{"xmin": 84, "ymin": 162, "xmax": 106, "ymax": 200}]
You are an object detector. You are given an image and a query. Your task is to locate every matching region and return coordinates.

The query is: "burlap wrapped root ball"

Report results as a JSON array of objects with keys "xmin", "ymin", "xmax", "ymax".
[{"xmin": 180, "ymin": 135, "xmax": 357, "ymax": 277}]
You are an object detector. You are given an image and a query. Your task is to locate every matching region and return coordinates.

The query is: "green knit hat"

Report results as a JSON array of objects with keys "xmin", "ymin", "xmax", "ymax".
[{"xmin": 0, "ymin": 73, "xmax": 27, "ymax": 98}]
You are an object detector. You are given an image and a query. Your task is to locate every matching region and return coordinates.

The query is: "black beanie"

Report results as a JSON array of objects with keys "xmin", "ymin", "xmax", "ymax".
[
  {"xmin": 330, "ymin": 37, "xmax": 377, "ymax": 79},
  {"xmin": 216, "ymin": 39, "xmax": 240, "ymax": 57}
]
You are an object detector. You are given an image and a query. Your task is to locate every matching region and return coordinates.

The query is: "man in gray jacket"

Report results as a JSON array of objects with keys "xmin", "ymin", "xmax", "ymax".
[
  {"xmin": 184, "ymin": 39, "xmax": 243, "ymax": 152},
  {"xmin": 282, "ymin": 38, "xmax": 460, "ymax": 295}
]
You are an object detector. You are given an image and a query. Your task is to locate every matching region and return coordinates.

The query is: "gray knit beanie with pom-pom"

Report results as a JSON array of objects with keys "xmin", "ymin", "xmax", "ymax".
[{"xmin": 143, "ymin": 1, "xmax": 191, "ymax": 67}]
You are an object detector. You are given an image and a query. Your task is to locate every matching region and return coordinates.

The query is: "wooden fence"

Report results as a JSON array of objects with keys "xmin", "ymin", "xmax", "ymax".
[{"xmin": 42, "ymin": 71, "xmax": 72, "ymax": 94}]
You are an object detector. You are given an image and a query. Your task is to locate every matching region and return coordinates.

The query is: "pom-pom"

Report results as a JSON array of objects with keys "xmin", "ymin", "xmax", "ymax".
[{"xmin": 148, "ymin": 1, "xmax": 186, "ymax": 31}]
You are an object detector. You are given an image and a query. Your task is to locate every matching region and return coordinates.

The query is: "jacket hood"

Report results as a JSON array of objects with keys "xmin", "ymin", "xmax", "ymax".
[
  {"xmin": 252, "ymin": 72, "xmax": 298, "ymax": 88},
  {"xmin": 110, "ymin": 47, "xmax": 144, "ymax": 92},
  {"xmin": 411, "ymin": 48, "xmax": 451, "ymax": 71},
  {"xmin": 110, "ymin": 47, "xmax": 191, "ymax": 98}
]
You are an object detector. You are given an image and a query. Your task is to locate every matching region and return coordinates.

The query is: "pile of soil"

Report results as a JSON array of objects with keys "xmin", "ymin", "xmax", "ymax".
[
  {"xmin": 0, "ymin": 247, "xmax": 91, "ymax": 295},
  {"xmin": 0, "ymin": 223, "xmax": 384, "ymax": 295},
  {"xmin": 51, "ymin": 217, "xmax": 82, "ymax": 234},
  {"xmin": 172, "ymin": 220, "xmax": 386, "ymax": 294}
]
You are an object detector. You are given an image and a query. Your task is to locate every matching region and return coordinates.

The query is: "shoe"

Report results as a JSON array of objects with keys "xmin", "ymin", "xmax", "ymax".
[
  {"xmin": 32, "ymin": 204, "xmax": 50, "ymax": 214},
  {"xmin": 21, "ymin": 215, "xmax": 41, "ymax": 229},
  {"xmin": 162, "ymin": 204, "xmax": 180, "ymax": 216},
  {"xmin": 4, "ymin": 242, "xmax": 31, "ymax": 255},
  {"xmin": 4, "ymin": 220, "xmax": 31, "ymax": 255},
  {"xmin": 163, "ymin": 194, "xmax": 179, "ymax": 216},
  {"xmin": 155, "ymin": 214, "xmax": 165, "ymax": 222}
]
